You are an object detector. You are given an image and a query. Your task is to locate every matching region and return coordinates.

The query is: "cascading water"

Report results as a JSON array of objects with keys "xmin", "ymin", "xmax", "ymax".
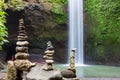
[{"xmin": 68, "ymin": 0, "xmax": 84, "ymax": 64}]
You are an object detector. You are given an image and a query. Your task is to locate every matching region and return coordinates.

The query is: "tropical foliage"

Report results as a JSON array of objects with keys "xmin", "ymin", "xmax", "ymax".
[
  {"xmin": 49, "ymin": 0, "xmax": 67, "ymax": 4},
  {"xmin": 0, "ymin": 1, "xmax": 8, "ymax": 50},
  {"xmin": 49, "ymin": 0, "xmax": 68, "ymax": 24},
  {"xmin": 0, "ymin": 0, "xmax": 23, "ymax": 50},
  {"xmin": 85, "ymin": 0, "xmax": 120, "ymax": 62}
]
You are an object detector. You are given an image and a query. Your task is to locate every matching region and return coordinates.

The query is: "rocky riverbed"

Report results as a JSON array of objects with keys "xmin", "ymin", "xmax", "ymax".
[{"xmin": 1, "ymin": 72, "xmax": 120, "ymax": 80}]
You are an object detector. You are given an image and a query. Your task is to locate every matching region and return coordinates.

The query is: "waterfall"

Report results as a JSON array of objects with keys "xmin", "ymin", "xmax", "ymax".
[{"xmin": 68, "ymin": 0, "xmax": 84, "ymax": 64}]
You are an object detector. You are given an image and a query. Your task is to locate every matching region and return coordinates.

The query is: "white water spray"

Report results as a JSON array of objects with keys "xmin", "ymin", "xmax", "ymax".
[{"xmin": 68, "ymin": 0, "xmax": 84, "ymax": 64}]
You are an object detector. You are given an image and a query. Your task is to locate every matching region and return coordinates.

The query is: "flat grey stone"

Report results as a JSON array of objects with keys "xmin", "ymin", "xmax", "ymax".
[{"xmin": 26, "ymin": 64, "xmax": 63, "ymax": 80}]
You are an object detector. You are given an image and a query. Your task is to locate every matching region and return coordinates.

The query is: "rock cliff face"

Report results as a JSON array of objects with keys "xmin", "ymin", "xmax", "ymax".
[{"xmin": 3, "ymin": 0, "xmax": 68, "ymax": 63}]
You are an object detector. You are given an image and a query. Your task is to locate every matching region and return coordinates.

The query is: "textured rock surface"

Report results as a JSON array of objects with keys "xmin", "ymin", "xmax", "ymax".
[
  {"xmin": 23, "ymin": 1, "xmax": 68, "ymax": 64},
  {"xmin": 6, "ymin": 61, "xmax": 17, "ymax": 80},
  {"xmin": 2, "ymin": 0, "xmax": 68, "ymax": 64},
  {"xmin": 26, "ymin": 64, "xmax": 63, "ymax": 80},
  {"xmin": 14, "ymin": 60, "xmax": 35, "ymax": 71}
]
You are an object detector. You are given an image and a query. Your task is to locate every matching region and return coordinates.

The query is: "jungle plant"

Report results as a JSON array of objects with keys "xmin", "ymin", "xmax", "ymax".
[
  {"xmin": 49, "ymin": 0, "xmax": 68, "ymax": 4},
  {"xmin": 0, "ymin": 1, "xmax": 8, "ymax": 50},
  {"xmin": 85, "ymin": 0, "xmax": 120, "ymax": 61},
  {"xmin": 49, "ymin": 0, "xmax": 68, "ymax": 24}
]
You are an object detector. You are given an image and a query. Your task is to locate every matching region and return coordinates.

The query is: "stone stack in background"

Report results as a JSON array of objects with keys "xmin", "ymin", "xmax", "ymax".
[
  {"xmin": 26, "ymin": 41, "xmax": 63, "ymax": 80},
  {"xmin": 42, "ymin": 41, "xmax": 54, "ymax": 70}
]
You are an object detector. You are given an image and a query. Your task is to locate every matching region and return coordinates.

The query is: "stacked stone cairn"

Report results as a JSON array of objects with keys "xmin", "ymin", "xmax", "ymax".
[
  {"xmin": 26, "ymin": 41, "xmax": 63, "ymax": 80},
  {"xmin": 61, "ymin": 48, "xmax": 77, "ymax": 78},
  {"xmin": 42, "ymin": 41, "xmax": 54, "ymax": 71},
  {"xmin": 68, "ymin": 48, "xmax": 76, "ymax": 73},
  {"xmin": 6, "ymin": 18, "xmax": 36, "ymax": 80}
]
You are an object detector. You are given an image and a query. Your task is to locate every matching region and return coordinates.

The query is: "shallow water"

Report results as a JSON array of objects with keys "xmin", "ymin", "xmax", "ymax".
[{"xmin": 55, "ymin": 64, "xmax": 120, "ymax": 77}]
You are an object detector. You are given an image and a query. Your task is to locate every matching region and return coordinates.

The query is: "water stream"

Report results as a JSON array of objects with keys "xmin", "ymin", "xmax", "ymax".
[
  {"xmin": 68, "ymin": 0, "xmax": 84, "ymax": 64},
  {"xmin": 55, "ymin": 64, "xmax": 120, "ymax": 77}
]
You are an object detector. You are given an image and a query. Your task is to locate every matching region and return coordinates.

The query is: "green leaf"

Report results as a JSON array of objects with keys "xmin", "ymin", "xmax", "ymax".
[{"xmin": 0, "ymin": 1, "xmax": 8, "ymax": 50}]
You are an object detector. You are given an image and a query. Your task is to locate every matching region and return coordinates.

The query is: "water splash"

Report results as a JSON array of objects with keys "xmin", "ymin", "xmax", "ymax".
[{"xmin": 68, "ymin": 0, "xmax": 84, "ymax": 64}]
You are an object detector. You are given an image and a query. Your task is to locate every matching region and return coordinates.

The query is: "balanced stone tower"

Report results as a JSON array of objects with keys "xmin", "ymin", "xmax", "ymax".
[
  {"xmin": 26, "ymin": 41, "xmax": 63, "ymax": 80},
  {"xmin": 15, "ymin": 18, "xmax": 29, "ymax": 60},
  {"xmin": 14, "ymin": 18, "xmax": 36, "ymax": 71},
  {"xmin": 61, "ymin": 48, "xmax": 77, "ymax": 78},
  {"xmin": 68, "ymin": 48, "xmax": 76, "ymax": 73},
  {"xmin": 6, "ymin": 18, "xmax": 35, "ymax": 80},
  {"xmin": 43, "ymin": 41, "xmax": 54, "ymax": 70}
]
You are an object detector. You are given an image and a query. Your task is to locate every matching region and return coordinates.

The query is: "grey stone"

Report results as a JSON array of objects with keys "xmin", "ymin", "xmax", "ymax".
[
  {"xmin": 61, "ymin": 69, "xmax": 76, "ymax": 78},
  {"xmin": 16, "ymin": 41, "xmax": 29, "ymax": 46},
  {"xmin": 16, "ymin": 47, "xmax": 28, "ymax": 53},
  {"xmin": 14, "ymin": 60, "xmax": 36, "ymax": 71},
  {"xmin": 42, "ymin": 63, "xmax": 53, "ymax": 71},
  {"xmin": 15, "ymin": 53, "xmax": 29, "ymax": 59},
  {"xmin": 26, "ymin": 64, "xmax": 63, "ymax": 80},
  {"xmin": 45, "ymin": 60, "xmax": 54, "ymax": 63},
  {"xmin": 17, "ymin": 35, "xmax": 27, "ymax": 41}
]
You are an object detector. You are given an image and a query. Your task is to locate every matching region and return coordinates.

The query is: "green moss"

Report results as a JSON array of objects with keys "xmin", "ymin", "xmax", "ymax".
[
  {"xmin": 4, "ymin": 0, "xmax": 23, "ymax": 10},
  {"xmin": 49, "ymin": 0, "xmax": 68, "ymax": 4},
  {"xmin": 85, "ymin": 0, "xmax": 120, "ymax": 61},
  {"xmin": 49, "ymin": 0, "xmax": 68, "ymax": 24}
]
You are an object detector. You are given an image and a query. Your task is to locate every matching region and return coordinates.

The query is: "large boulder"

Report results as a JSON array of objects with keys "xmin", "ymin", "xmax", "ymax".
[{"xmin": 26, "ymin": 64, "xmax": 63, "ymax": 80}]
